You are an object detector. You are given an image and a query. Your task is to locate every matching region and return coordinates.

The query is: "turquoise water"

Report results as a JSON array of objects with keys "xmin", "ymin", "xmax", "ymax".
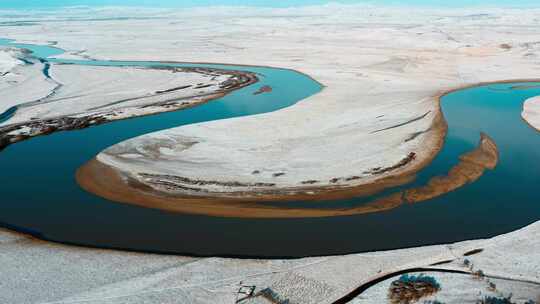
[
  {"xmin": 0, "ymin": 38, "xmax": 64, "ymax": 58},
  {"xmin": 0, "ymin": 0, "xmax": 539, "ymax": 9},
  {"xmin": 0, "ymin": 39, "xmax": 539, "ymax": 258}
]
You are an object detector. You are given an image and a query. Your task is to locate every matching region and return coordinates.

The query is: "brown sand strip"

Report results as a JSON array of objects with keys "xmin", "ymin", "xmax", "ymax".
[
  {"xmin": 403, "ymin": 133, "xmax": 498, "ymax": 203},
  {"xmin": 76, "ymin": 101, "xmax": 448, "ymax": 205},
  {"xmin": 76, "ymin": 159, "xmax": 408, "ymax": 218},
  {"xmin": 77, "ymin": 78, "xmax": 526, "ymax": 218},
  {"xmin": 76, "ymin": 132, "xmax": 497, "ymax": 219}
]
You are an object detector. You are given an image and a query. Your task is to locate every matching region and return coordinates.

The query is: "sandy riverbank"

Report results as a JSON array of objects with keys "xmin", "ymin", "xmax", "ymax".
[
  {"xmin": 75, "ymin": 95, "xmax": 499, "ymax": 218},
  {"xmin": 1, "ymin": 5, "xmax": 540, "ymax": 303},
  {"xmin": 1, "ymin": 6, "xmax": 540, "ymax": 197},
  {"xmin": 19, "ymin": 5, "xmax": 533, "ymax": 204},
  {"xmin": 76, "ymin": 106, "xmax": 446, "ymax": 199}
]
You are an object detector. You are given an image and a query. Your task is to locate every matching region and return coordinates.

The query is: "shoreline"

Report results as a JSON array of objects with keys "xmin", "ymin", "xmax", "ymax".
[
  {"xmin": 75, "ymin": 117, "xmax": 499, "ymax": 219},
  {"xmin": 76, "ymin": 79, "xmax": 535, "ymax": 218},
  {"xmin": 0, "ymin": 66, "xmax": 258, "ymax": 151},
  {"xmin": 2, "ymin": 8, "xmax": 540, "ymax": 303},
  {"xmin": 1, "ymin": 217, "xmax": 538, "ymax": 303},
  {"xmin": 76, "ymin": 100, "xmax": 446, "ymax": 216}
]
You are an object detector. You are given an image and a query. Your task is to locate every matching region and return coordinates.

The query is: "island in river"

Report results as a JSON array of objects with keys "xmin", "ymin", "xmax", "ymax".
[{"xmin": 0, "ymin": 4, "xmax": 540, "ymax": 304}]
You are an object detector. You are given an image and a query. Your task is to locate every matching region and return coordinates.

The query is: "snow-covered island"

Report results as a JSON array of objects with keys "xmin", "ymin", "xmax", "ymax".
[
  {"xmin": 51, "ymin": 5, "xmax": 540, "ymax": 209},
  {"xmin": 0, "ymin": 4, "xmax": 539, "ymax": 304}
]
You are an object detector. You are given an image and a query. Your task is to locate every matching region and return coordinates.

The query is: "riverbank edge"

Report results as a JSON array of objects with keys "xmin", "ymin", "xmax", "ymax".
[
  {"xmin": 1, "ymin": 219, "xmax": 538, "ymax": 303},
  {"xmin": 0, "ymin": 65, "xmax": 259, "ymax": 151},
  {"xmin": 76, "ymin": 78, "xmax": 540, "ymax": 218},
  {"xmin": 75, "ymin": 97, "xmax": 444, "ymax": 214}
]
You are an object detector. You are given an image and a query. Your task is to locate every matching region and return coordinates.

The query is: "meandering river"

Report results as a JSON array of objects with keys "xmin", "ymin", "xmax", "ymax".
[{"xmin": 0, "ymin": 38, "xmax": 539, "ymax": 257}]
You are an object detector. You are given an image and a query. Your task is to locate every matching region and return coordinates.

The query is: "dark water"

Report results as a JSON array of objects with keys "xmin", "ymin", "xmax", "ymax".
[{"xmin": 0, "ymin": 39, "xmax": 539, "ymax": 258}]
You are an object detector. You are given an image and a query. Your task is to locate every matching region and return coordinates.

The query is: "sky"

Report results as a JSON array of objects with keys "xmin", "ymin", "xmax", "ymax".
[{"xmin": 0, "ymin": 0, "xmax": 539, "ymax": 9}]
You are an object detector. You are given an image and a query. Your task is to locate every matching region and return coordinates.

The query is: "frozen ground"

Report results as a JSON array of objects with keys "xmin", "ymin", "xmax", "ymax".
[
  {"xmin": 1, "ymin": 221, "xmax": 538, "ymax": 304},
  {"xmin": 0, "ymin": 5, "xmax": 539, "ymax": 304},
  {"xmin": 351, "ymin": 271, "xmax": 539, "ymax": 304},
  {"xmin": 1, "ymin": 5, "xmax": 534, "ymax": 196},
  {"xmin": 0, "ymin": 47, "xmax": 256, "ymax": 150},
  {"xmin": 0, "ymin": 47, "xmax": 56, "ymax": 114},
  {"xmin": 2, "ymin": 64, "xmax": 236, "ymax": 126}
]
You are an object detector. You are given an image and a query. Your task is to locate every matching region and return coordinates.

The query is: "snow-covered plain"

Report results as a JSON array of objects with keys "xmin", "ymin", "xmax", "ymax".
[
  {"xmin": 3, "ymin": 64, "xmax": 236, "ymax": 125},
  {"xmin": 3, "ymin": 5, "xmax": 540, "ymax": 198},
  {"xmin": 1, "ymin": 219, "xmax": 538, "ymax": 304},
  {"xmin": 0, "ymin": 5, "xmax": 539, "ymax": 304},
  {"xmin": 0, "ymin": 47, "xmax": 57, "ymax": 113},
  {"xmin": 31, "ymin": 4, "xmax": 539, "ymax": 198}
]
